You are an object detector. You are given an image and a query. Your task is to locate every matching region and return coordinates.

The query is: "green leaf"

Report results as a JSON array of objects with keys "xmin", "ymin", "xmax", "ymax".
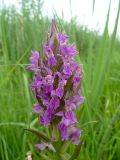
[
  {"xmin": 60, "ymin": 152, "xmax": 70, "ymax": 160},
  {"xmin": 69, "ymin": 141, "xmax": 83, "ymax": 160},
  {"xmin": 25, "ymin": 128, "xmax": 52, "ymax": 142}
]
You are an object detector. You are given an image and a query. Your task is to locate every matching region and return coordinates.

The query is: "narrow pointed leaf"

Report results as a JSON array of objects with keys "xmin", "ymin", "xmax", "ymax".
[
  {"xmin": 69, "ymin": 141, "xmax": 83, "ymax": 160},
  {"xmin": 25, "ymin": 128, "xmax": 52, "ymax": 142}
]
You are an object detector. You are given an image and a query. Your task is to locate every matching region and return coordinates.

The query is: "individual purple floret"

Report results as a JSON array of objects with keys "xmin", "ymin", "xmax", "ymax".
[{"xmin": 27, "ymin": 20, "xmax": 84, "ymax": 147}]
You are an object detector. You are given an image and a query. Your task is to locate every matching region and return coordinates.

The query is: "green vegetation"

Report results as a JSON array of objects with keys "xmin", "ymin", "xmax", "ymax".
[{"xmin": 0, "ymin": 0, "xmax": 120, "ymax": 159}]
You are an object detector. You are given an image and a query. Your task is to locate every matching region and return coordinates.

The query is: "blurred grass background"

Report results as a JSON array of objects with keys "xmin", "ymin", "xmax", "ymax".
[{"xmin": 0, "ymin": 0, "xmax": 120, "ymax": 159}]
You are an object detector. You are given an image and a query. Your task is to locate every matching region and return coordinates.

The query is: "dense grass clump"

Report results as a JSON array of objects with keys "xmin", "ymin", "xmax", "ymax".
[{"xmin": 0, "ymin": 0, "xmax": 120, "ymax": 159}]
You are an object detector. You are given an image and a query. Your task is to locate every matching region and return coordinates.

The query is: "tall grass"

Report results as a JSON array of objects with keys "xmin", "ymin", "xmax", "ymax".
[{"xmin": 0, "ymin": 0, "xmax": 120, "ymax": 159}]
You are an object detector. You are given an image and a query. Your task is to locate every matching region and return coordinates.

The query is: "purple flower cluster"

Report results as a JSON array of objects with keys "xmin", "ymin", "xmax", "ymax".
[{"xmin": 27, "ymin": 21, "xmax": 84, "ymax": 145}]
